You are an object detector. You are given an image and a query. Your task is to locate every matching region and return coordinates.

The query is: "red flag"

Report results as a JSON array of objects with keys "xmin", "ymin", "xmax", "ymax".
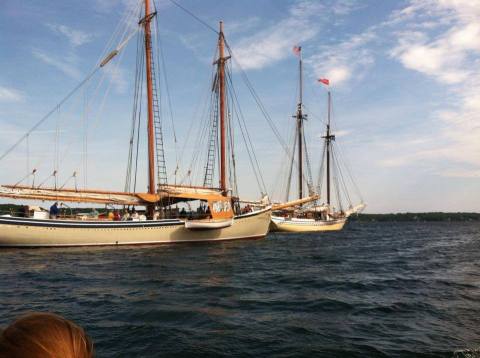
[
  {"xmin": 292, "ymin": 46, "xmax": 301, "ymax": 56},
  {"xmin": 318, "ymin": 78, "xmax": 330, "ymax": 86}
]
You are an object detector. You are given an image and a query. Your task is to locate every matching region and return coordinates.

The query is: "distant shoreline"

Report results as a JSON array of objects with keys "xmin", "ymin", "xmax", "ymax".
[{"xmin": 351, "ymin": 212, "xmax": 480, "ymax": 222}]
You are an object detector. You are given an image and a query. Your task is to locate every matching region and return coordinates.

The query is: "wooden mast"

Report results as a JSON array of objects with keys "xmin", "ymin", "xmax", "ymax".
[
  {"xmin": 218, "ymin": 21, "xmax": 227, "ymax": 193},
  {"xmin": 144, "ymin": 0, "xmax": 156, "ymax": 196},
  {"xmin": 296, "ymin": 47, "xmax": 303, "ymax": 200}
]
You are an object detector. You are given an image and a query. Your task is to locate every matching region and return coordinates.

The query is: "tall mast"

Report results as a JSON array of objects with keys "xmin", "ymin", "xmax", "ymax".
[
  {"xmin": 218, "ymin": 21, "xmax": 227, "ymax": 193},
  {"xmin": 296, "ymin": 47, "xmax": 304, "ymax": 200},
  {"xmin": 144, "ymin": 0, "xmax": 155, "ymax": 195},
  {"xmin": 325, "ymin": 91, "xmax": 335, "ymax": 206}
]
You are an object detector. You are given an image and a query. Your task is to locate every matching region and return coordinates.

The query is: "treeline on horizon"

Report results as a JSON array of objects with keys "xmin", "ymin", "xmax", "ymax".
[
  {"xmin": 0, "ymin": 203, "xmax": 479, "ymax": 222},
  {"xmin": 350, "ymin": 212, "xmax": 480, "ymax": 222}
]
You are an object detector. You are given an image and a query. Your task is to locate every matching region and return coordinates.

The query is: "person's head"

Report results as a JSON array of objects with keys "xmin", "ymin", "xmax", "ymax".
[{"xmin": 0, "ymin": 312, "xmax": 93, "ymax": 358}]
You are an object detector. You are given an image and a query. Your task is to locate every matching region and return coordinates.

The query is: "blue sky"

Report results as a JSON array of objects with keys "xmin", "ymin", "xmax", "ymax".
[{"xmin": 0, "ymin": 0, "xmax": 479, "ymax": 213}]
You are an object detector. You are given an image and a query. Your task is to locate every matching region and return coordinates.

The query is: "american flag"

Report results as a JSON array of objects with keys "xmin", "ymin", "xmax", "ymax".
[{"xmin": 292, "ymin": 46, "xmax": 301, "ymax": 56}]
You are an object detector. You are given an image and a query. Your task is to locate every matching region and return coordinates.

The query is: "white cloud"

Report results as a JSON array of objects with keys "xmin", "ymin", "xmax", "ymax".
[
  {"xmin": 0, "ymin": 86, "xmax": 24, "ymax": 102},
  {"xmin": 231, "ymin": 1, "xmax": 324, "ymax": 70},
  {"xmin": 390, "ymin": 22, "xmax": 480, "ymax": 84},
  {"xmin": 266, "ymin": 0, "xmax": 480, "ymax": 179},
  {"xmin": 331, "ymin": 0, "xmax": 361, "ymax": 15},
  {"xmin": 225, "ymin": 17, "xmax": 261, "ymax": 36},
  {"xmin": 32, "ymin": 49, "xmax": 82, "ymax": 80},
  {"xmin": 187, "ymin": 0, "xmax": 361, "ymax": 73},
  {"xmin": 441, "ymin": 168, "xmax": 480, "ymax": 178},
  {"xmin": 382, "ymin": 0, "xmax": 480, "ymax": 177},
  {"xmin": 334, "ymin": 129, "xmax": 350, "ymax": 138},
  {"xmin": 306, "ymin": 30, "xmax": 376, "ymax": 86},
  {"xmin": 47, "ymin": 24, "xmax": 93, "ymax": 47}
]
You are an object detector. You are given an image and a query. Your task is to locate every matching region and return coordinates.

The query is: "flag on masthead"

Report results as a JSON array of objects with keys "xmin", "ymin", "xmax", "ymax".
[
  {"xmin": 292, "ymin": 46, "xmax": 301, "ymax": 56},
  {"xmin": 318, "ymin": 78, "xmax": 330, "ymax": 86}
]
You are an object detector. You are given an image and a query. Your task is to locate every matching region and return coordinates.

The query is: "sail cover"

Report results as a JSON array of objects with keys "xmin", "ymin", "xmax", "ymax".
[{"xmin": 0, "ymin": 184, "xmax": 228, "ymax": 206}]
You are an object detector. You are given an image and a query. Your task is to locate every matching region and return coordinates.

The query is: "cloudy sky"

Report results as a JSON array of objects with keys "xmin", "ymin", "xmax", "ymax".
[{"xmin": 0, "ymin": 0, "xmax": 479, "ymax": 213}]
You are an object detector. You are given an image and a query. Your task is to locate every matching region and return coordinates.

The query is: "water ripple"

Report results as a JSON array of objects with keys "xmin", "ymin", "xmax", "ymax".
[{"xmin": 1, "ymin": 221, "xmax": 479, "ymax": 356}]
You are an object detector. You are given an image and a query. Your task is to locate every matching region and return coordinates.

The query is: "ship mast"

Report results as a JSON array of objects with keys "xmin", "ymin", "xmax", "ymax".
[
  {"xmin": 296, "ymin": 47, "xmax": 304, "ymax": 200},
  {"xmin": 144, "ymin": 0, "xmax": 156, "ymax": 196},
  {"xmin": 217, "ymin": 21, "xmax": 228, "ymax": 193},
  {"xmin": 324, "ymin": 91, "xmax": 335, "ymax": 205}
]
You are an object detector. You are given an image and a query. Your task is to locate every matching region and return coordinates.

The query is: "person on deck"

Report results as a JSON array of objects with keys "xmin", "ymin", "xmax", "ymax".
[
  {"xmin": 179, "ymin": 208, "xmax": 187, "ymax": 218},
  {"xmin": 113, "ymin": 210, "xmax": 121, "ymax": 221},
  {"xmin": 49, "ymin": 202, "xmax": 59, "ymax": 219},
  {"xmin": 242, "ymin": 204, "xmax": 252, "ymax": 214},
  {"xmin": 121, "ymin": 210, "xmax": 130, "ymax": 221},
  {"xmin": 131, "ymin": 209, "xmax": 139, "ymax": 220},
  {"xmin": 91, "ymin": 208, "xmax": 99, "ymax": 219}
]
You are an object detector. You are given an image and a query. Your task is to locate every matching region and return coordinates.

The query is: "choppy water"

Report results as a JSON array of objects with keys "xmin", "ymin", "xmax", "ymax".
[{"xmin": 1, "ymin": 222, "xmax": 480, "ymax": 357}]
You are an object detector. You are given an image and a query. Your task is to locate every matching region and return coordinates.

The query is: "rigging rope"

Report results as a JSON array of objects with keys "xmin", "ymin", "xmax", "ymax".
[
  {"xmin": 13, "ymin": 169, "xmax": 36, "ymax": 188},
  {"xmin": 226, "ymin": 65, "xmax": 268, "ymax": 196},
  {"xmin": 203, "ymin": 85, "xmax": 219, "ymax": 187},
  {"xmin": 83, "ymin": 89, "xmax": 88, "ymax": 190},
  {"xmin": 316, "ymin": 141, "xmax": 327, "ymax": 196},
  {"xmin": 153, "ymin": 4, "xmax": 179, "ymax": 182},
  {"xmin": 25, "ymin": 134, "xmax": 30, "ymax": 184},
  {"xmin": 166, "ymin": 0, "xmax": 219, "ymax": 35},
  {"xmin": 0, "ymin": 0, "xmax": 142, "ymax": 192},
  {"xmin": 330, "ymin": 153, "xmax": 343, "ymax": 211},
  {"xmin": 228, "ymin": 108, "xmax": 239, "ymax": 196},
  {"xmin": 158, "ymin": 2, "xmax": 312, "ymax": 197},
  {"xmin": 224, "ymin": 40, "xmax": 312, "ymax": 190},
  {"xmin": 0, "ymin": 69, "xmax": 100, "ymax": 164},
  {"xmin": 335, "ymin": 140, "xmax": 364, "ymax": 202},
  {"xmin": 284, "ymin": 129, "xmax": 297, "ymax": 202},
  {"xmin": 302, "ymin": 131, "xmax": 314, "ymax": 195},
  {"xmin": 59, "ymin": 172, "xmax": 78, "ymax": 190},
  {"xmin": 184, "ymin": 45, "xmax": 219, "ymax": 186},
  {"xmin": 125, "ymin": 29, "xmax": 145, "ymax": 192},
  {"xmin": 332, "ymin": 144, "xmax": 353, "ymax": 208}
]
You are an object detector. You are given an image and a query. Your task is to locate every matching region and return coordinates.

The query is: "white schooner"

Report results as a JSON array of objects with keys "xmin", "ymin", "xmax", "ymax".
[
  {"xmin": 271, "ymin": 46, "xmax": 365, "ymax": 233},
  {"xmin": 0, "ymin": 1, "xmax": 271, "ymax": 246}
]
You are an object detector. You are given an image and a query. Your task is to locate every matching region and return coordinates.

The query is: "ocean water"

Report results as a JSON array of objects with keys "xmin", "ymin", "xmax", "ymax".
[{"xmin": 1, "ymin": 222, "xmax": 479, "ymax": 357}]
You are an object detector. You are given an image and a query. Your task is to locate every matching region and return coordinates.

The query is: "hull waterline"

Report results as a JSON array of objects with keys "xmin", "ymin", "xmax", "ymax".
[{"xmin": 0, "ymin": 208, "xmax": 271, "ymax": 247}]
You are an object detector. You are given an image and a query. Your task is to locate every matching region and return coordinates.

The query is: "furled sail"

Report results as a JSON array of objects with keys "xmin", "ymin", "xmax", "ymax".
[
  {"xmin": 0, "ymin": 185, "xmax": 146, "ymax": 205},
  {"xmin": 272, "ymin": 195, "xmax": 319, "ymax": 211},
  {"xmin": 0, "ymin": 184, "xmax": 227, "ymax": 206}
]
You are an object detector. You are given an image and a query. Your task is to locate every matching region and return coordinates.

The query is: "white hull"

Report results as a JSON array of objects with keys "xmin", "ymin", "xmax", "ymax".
[
  {"xmin": 185, "ymin": 218, "xmax": 233, "ymax": 230},
  {"xmin": 0, "ymin": 208, "xmax": 271, "ymax": 247},
  {"xmin": 270, "ymin": 215, "xmax": 346, "ymax": 233}
]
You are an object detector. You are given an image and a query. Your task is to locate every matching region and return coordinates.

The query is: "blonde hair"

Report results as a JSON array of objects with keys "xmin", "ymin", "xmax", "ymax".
[{"xmin": 0, "ymin": 312, "xmax": 94, "ymax": 358}]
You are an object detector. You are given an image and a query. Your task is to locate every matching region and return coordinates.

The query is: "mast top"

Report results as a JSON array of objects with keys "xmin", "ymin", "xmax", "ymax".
[
  {"xmin": 217, "ymin": 20, "xmax": 227, "ymax": 193},
  {"xmin": 323, "ymin": 91, "xmax": 335, "ymax": 141}
]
